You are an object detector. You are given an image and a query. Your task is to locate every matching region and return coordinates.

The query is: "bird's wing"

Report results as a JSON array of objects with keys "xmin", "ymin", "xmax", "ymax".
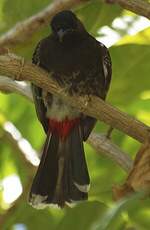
[
  {"xmin": 32, "ymin": 41, "xmax": 48, "ymax": 133},
  {"xmin": 100, "ymin": 43, "xmax": 112, "ymax": 99},
  {"xmin": 82, "ymin": 43, "xmax": 112, "ymax": 141}
]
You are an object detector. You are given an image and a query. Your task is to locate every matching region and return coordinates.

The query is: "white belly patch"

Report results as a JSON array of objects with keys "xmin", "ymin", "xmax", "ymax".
[{"xmin": 42, "ymin": 92, "xmax": 80, "ymax": 121}]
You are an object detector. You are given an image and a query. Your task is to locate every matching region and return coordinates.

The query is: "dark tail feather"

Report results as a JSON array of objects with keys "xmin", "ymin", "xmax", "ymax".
[{"xmin": 29, "ymin": 125, "xmax": 90, "ymax": 208}]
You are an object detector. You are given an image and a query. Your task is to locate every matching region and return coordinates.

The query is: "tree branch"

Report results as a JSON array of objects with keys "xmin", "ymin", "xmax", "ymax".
[
  {"xmin": 108, "ymin": 0, "xmax": 150, "ymax": 20},
  {"xmin": 0, "ymin": 0, "xmax": 90, "ymax": 48},
  {"xmin": 0, "ymin": 53, "xmax": 149, "ymax": 144},
  {"xmin": 0, "ymin": 76, "xmax": 32, "ymax": 101},
  {"xmin": 88, "ymin": 133, "xmax": 132, "ymax": 172},
  {"xmin": 2, "ymin": 121, "xmax": 40, "ymax": 168},
  {"xmin": 1, "ymin": 0, "xmax": 150, "ymax": 49}
]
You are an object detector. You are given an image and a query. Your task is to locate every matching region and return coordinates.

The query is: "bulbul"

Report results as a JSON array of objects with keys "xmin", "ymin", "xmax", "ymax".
[{"xmin": 29, "ymin": 10, "xmax": 112, "ymax": 208}]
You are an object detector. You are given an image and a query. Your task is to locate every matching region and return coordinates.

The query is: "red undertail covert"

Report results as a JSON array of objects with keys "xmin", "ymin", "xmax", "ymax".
[{"xmin": 49, "ymin": 118, "xmax": 80, "ymax": 140}]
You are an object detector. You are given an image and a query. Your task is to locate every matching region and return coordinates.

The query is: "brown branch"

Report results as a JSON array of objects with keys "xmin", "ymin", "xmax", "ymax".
[
  {"xmin": 0, "ymin": 0, "xmax": 90, "ymax": 48},
  {"xmin": 1, "ymin": 121, "xmax": 39, "ymax": 169},
  {"xmin": 113, "ymin": 136, "xmax": 150, "ymax": 200},
  {"xmin": 0, "ymin": 53, "xmax": 149, "ymax": 143},
  {"xmin": 110, "ymin": 0, "xmax": 150, "ymax": 20},
  {"xmin": 0, "ymin": 54, "xmax": 149, "ymax": 142},
  {"xmin": 0, "ymin": 0, "xmax": 150, "ymax": 49},
  {"xmin": 88, "ymin": 133, "xmax": 132, "ymax": 172}
]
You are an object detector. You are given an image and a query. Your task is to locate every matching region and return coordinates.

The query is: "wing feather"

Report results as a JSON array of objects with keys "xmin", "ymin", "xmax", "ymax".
[
  {"xmin": 32, "ymin": 41, "xmax": 48, "ymax": 133},
  {"xmin": 82, "ymin": 43, "xmax": 112, "ymax": 140}
]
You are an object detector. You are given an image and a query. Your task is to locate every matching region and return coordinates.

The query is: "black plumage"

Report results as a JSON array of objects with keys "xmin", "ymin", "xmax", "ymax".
[{"xmin": 29, "ymin": 10, "xmax": 112, "ymax": 208}]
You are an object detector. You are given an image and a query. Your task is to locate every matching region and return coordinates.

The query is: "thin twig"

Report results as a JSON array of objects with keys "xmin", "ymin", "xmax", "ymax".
[
  {"xmin": 2, "ymin": 121, "xmax": 39, "ymax": 168},
  {"xmin": 88, "ymin": 133, "xmax": 132, "ymax": 172},
  {"xmin": 0, "ymin": 76, "xmax": 32, "ymax": 101},
  {"xmin": 106, "ymin": 126, "xmax": 114, "ymax": 139}
]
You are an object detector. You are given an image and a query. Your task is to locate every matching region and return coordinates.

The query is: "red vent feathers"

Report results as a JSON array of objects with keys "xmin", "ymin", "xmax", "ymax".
[{"xmin": 49, "ymin": 118, "xmax": 80, "ymax": 140}]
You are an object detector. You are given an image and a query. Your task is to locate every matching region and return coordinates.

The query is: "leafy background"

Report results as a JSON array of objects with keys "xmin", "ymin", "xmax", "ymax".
[{"xmin": 0, "ymin": 0, "xmax": 150, "ymax": 229}]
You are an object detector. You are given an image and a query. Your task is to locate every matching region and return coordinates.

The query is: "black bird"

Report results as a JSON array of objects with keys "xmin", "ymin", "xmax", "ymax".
[{"xmin": 29, "ymin": 10, "xmax": 112, "ymax": 208}]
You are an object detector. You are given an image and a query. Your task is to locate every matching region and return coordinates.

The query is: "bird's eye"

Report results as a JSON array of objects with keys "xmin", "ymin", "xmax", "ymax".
[{"xmin": 51, "ymin": 23, "xmax": 61, "ymax": 33}]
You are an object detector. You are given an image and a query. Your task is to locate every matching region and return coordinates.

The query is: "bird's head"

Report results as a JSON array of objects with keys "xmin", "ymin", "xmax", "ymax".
[{"xmin": 50, "ymin": 10, "xmax": 86, "ymax": 42}]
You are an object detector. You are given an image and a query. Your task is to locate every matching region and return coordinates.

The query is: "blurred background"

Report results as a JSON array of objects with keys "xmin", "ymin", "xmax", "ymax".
[{"xmin": 0, "ymin": 0, "xmax": 150, "ymax": 229}]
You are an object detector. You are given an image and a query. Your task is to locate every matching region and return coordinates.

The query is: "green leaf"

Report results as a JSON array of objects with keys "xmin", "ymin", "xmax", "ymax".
[
  {"xmin": 127, "ymin": 199, "xmax": 150, "ymax": 230},
  {"xmin": 75, "ymin": 0, "xmax": 122, "ymax": 36},
  {"xmin": 109, "ymin": 44, "xmax": 150, "ymax": 106},
  {"xmin": 118, "ymin": 27, "xmax": 150, "ymax": 45},
  {"xmin": 93, "ymin": 193, "xmax": 149, "ymax": 230},
  {"xmin": 58, "ymin": 201, "xmax": 107, "ymax": 230},
  {"xmin": 3, "ymin": 202, "xmax": 59, "ymax": 230}
]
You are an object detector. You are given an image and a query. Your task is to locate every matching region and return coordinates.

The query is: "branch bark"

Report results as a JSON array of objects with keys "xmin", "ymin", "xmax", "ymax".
[
  {"xmin": 1, "ymin": 0, "xmax": 150, "ymax": 48},
  {"xmin": 0, "ymin": 76, "xmax": 32, "ymax": 101},
  {"xmin": 88, "ymin": 133, "xmax": 132, "ymax": 172},
  {"xmin": 0, "ymin": 53, "xmax": 149, "ymax": 144},
  {"xmin": 0, "ymin": 0, "xmax": 90, "ymax": 48},
  {"xmin": 2, "ymin": 121, "xmax": 40, "ymax": 168},
  {"xmin": 113, "ymin": 0, "xmax": 150, "ymax": 19}
]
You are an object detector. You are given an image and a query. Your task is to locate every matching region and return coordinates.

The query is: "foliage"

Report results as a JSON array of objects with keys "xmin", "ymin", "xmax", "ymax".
[{"xmin": 0, "ymin": 0, "xmax": 150, "ymax": 229}]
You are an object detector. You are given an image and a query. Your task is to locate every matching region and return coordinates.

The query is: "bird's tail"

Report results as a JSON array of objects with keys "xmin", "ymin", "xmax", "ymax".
[{"xmin": 29, "ymin": 121, "xmax": 90, "ymax": 208}]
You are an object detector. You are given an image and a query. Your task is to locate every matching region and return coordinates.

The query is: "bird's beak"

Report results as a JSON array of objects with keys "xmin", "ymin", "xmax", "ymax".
[
  {"xmin": 57, "ymin": 29, "xmax": 65, "ymax": 42},
  {"xmin": 57, "ymin": 29, "xmax": 74, "ymax": 42}
]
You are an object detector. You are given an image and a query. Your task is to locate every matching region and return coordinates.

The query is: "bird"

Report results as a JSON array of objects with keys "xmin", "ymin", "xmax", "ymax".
[{"xmin": 29, "ymin": 10, "xmax": 112, "ymax": 208}]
